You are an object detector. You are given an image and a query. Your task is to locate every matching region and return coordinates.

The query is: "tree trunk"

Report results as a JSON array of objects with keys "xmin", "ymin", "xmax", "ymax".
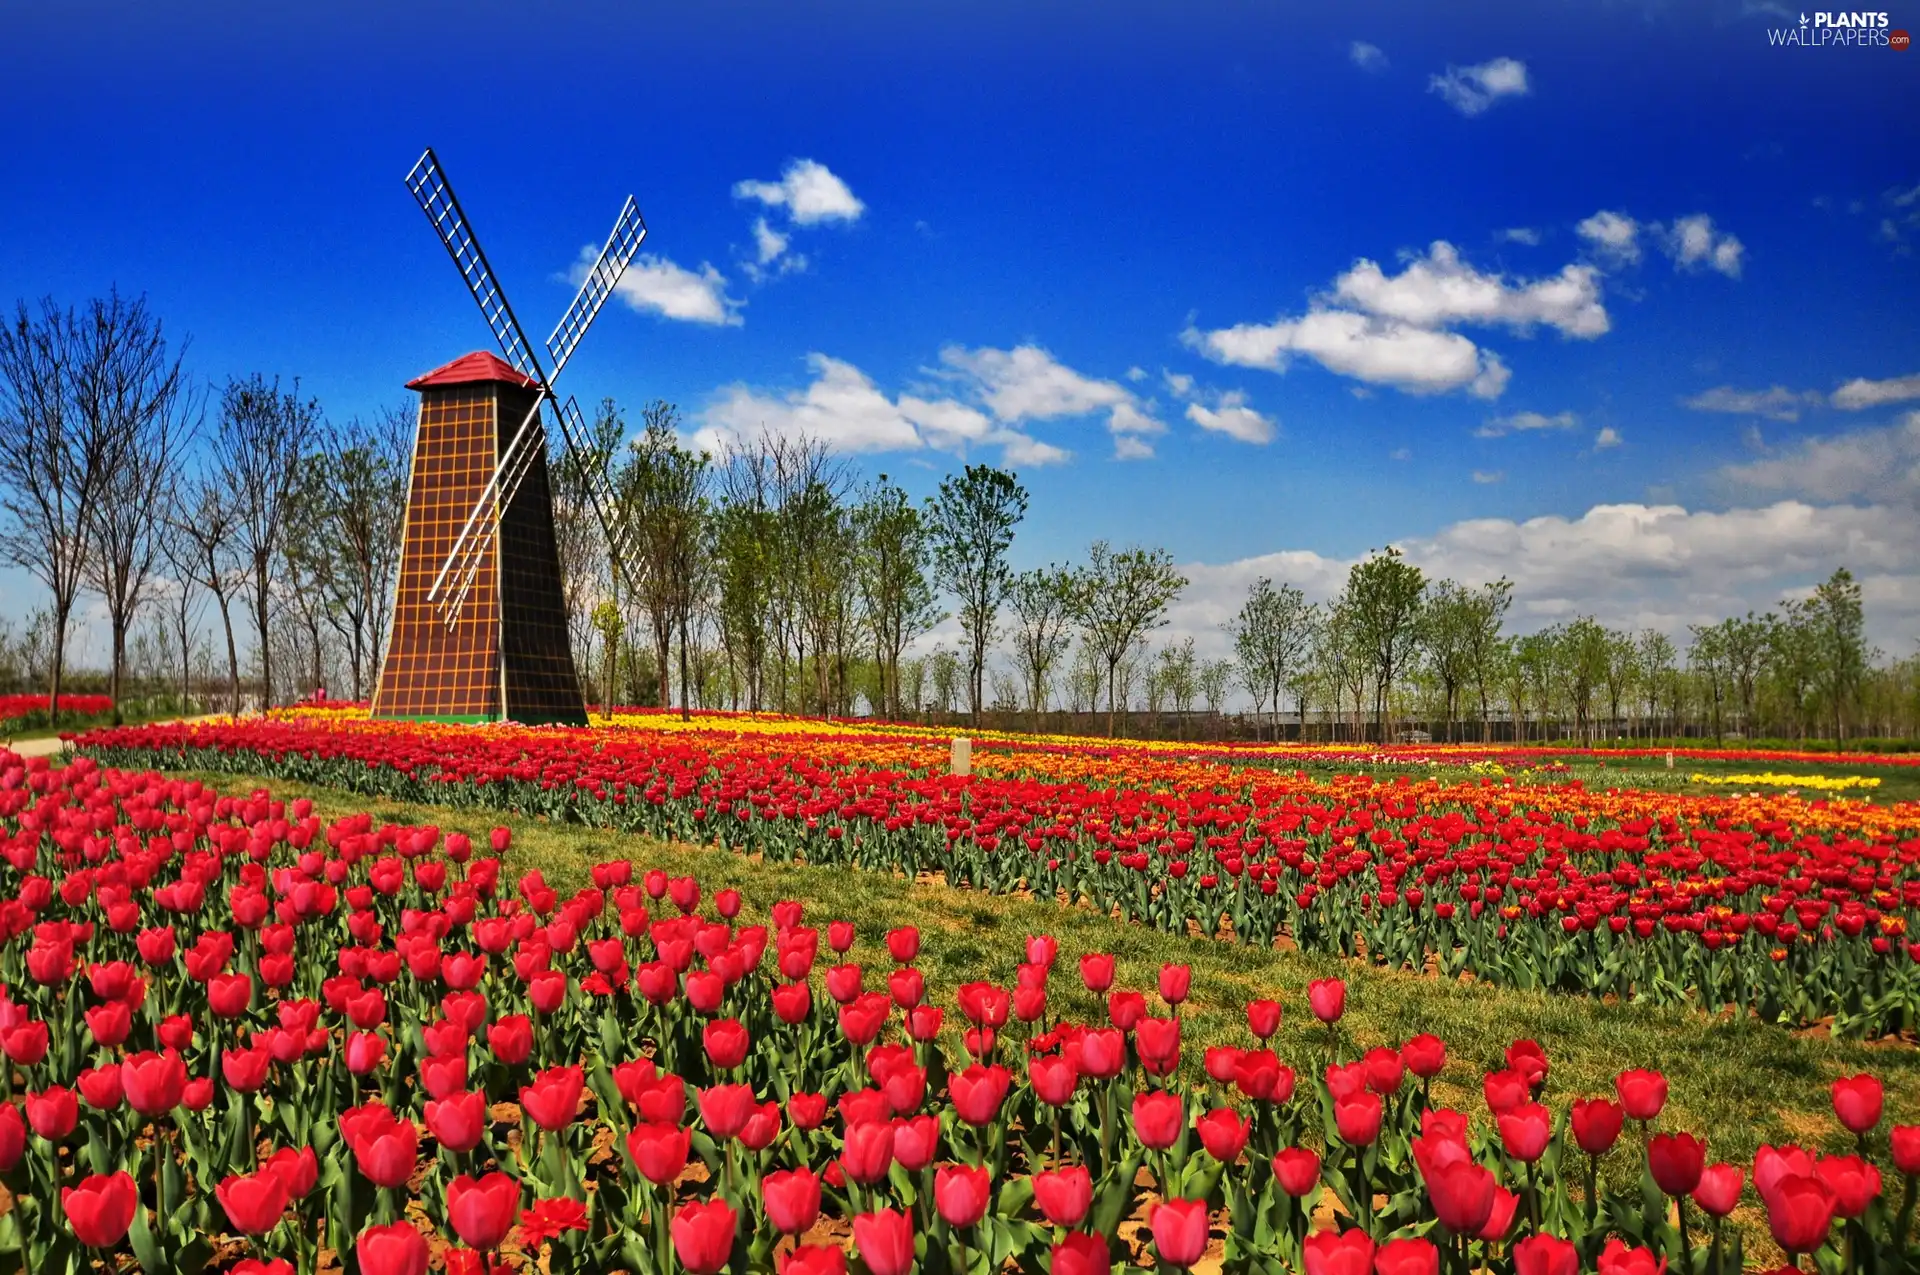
[
  {"xmin": 677, "ymin": 611, "xmax": 691, "ymax": 723},
  {"xmin": 218, "ymin": 595, "xmax": 240, "ymax": 715},
  {"xmin": 254, "ymin": 560, "xmax": 273, "ymax": 712},
  {"xmin": 109, "ymin": 616, "xmax": 127, "ymax": 727},
  {"xmin": 48, "ymin": 600, "xmax": 71, "ymax": 723}
]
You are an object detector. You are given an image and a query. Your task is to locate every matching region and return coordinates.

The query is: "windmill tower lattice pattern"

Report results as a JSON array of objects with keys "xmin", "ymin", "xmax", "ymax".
[{"xmin": 373, "ymin": 353, "xmax": 587, "ymax": 724}]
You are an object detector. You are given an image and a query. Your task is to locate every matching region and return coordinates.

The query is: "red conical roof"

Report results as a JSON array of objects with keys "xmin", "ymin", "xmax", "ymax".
[{"xmin": 406, "ymin": 350, "xmax": 540, "ymax": 391}]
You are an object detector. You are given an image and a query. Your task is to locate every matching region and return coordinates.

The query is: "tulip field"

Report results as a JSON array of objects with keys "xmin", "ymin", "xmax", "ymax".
[
  {"xmin": 0, "ymin": 744, "xmax": 1918, "ymax": 1275},
  {"xmin": 75, "ymin": 710, "xmax": 1920, "ymax": 1040}
]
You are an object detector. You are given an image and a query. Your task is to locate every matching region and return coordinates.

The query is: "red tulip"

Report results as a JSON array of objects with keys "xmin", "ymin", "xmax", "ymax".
[
  {"xmin": 886, "ymin": 926, "xmax": 920, "ymax": 962},
  {"xmin": 25, "ymin": 1087, "xmax": 77, "ymax": 1141},
  {"xmin": 1137, "ymin": 1016, "xmax": 1181, "ymax": 1075},
  {"xmin": 348, "ymin": 1107, "xmax": 419, "ymax": 1189},
  {"xmin": 1570, "ymin": 1097, "xmax": 1625, "ymax": 1155},
  {"xmin": 1333, "ymin": 1091, "xmax": 1382, "ymax": 1146},
  {"xmin": 1030, "ymin": 1055, "xmax": 1079, "ymax": 1106},
  {"xmin": 1763, "ymin": 1174, "xmax": 1837, "ymax": 1255},
  {"xmin": 486, "ymin": 1014, "xmax": 533, "ymax": 1065},
  {"xmin": 1831, "ymin": 1074, "xmax": 1883, "ymax": 1134},
  {"xmin": 1050, "ymin": 1232, "xmax": 1110, "ymax": 1275},
  {"xmin": 703, "ymin": 1018, "xmax": 750, "ymax": 1070},
  {"xmin": 854, "ymin": 1209, "xmax": 915, "ymax": 1275},
  {"xmin": 1158, "ymin": 963, "xmax": 1191, "ymax": 1005},
  {"xmin": 1074, "ymin": 1028, "xmax": 1125, "ymax": 1080},
  {"xmin": 1306, "ymin": 978, "xmax": 1345, "ymax": 1024},
  {"xmin": 1478, "ymin": 1187, "xmax": 1519, "ymax": 1243},
  {"xmin": 1373, "ymin": 1237, "xmax": 1440, "ymax": 1275},
  {"xmin": 1150, "ymin": 1198, "xmax": 1210, "ymax": 1269},
  {"xmin": 216, "ymin": 1170, "xmax": 291, "ymax": 1235},
  {"xmin": 950, "ymin": 1064, "xmax": 1011, "ymax": 1126},
  {"xmin": 0, "ymin": 1103, "xmax": 23, "ymax": 1172},
  {"xmin": 1692, "ymin": 1163, "xmax": 1745, "ymax": 1217},
  {"xmin": 61, "ymin": 1172, "xmax": 138, "ymax": 1248},
  {"xmin": 627, "ymin": 1122, "xmax": 692, "ymax": 1186},
  {"xmin": 425, "ymin": 1090, "xmax": 489, "ymax": 1155},
  {"xmin": 1614, "ymin": 1069, "xmax": 1667, "ymax": 1122},
  {"xmin": 263, "ymin": 1146, "xmax": 319, "ymax": 1199},
  {"xmin": 892, "ymin": 1113, "xmax": 940, "ymax": 1171},
  {"xmin": 1272, "ymin": 1147, "xmax": 1321, "ymax": 1197},
  {"xmin": 781, "ymin": 1246, "xmax": 845, "ymax": 1275},
  {"xmin": 345, "ymin": 1032, "xmax": 387, "ymax": 1076},
  {"xmin": 121, "ymin": 1049, "xmax": 187, "ymax": 1116},
  {"xmin": 1133, "ymin": 1090, "xmax": 1185, "ymax": 1149},
  {"xmin": 76, "ymin": 1066, "xmax": 122, "ymax": 1111},
  {"xmin": 1498, "ymin": 1102, "xmax": 1552, "ymax": 1163},
  {"xmin": 1894, "ymin": 1125, "xmax": 1920, "ymax": 1176},
  {"xmin": 355, "ymin": 1223, "xmax": 430, "ymax": 1275},
  {"xmin": 935, "ymin": 1163, "xmax": 992, "ymax": 1228},
  {"xmin": 772, "ymin": 981, "xmax": 812, "ymax": 1023},
  {"xmin": 84, "ymin": 1001, "xmax": 130, "ymax": 1047},
  {"xmin": 764, "ymin": 1167, "xmax": 822, "ymax": 1234},
  {"xmin": 1511, "ymin": 1234, "xmax": 1579, "ymax": 1275},
  {"xmin": 1595, "ymin": 1239, "xmax": 1666, "ymax": 1275},
  {"xmin": 1402, "ymin": 1033, "xmax": 1446, "ymax": 1079},
  {"xmin": 840, "ymin": 1119, "xmax": 896, "ymax": 1184},
  {"xmin": 1245, "ymin": 998, "xmax": 1280, "ymax": 1039},
  {"xmin": 1195, "ymin": 1108, "xmax": 1249, "ymax": 1163},
  {"xmin": 1426, "ymin": 1160, "xmax": 1497, "ymax": 1234},
  {"xmin": 1363, "ymin": 1046, "xmax": 1404, "ymax": 1096},
  {"xmin": 1079, "ymin": 953, "xmax": 1115, "ymax": 993},
  {"xmin": 1033, "ymin": 1165, "xmax": 1092, "ymax": 1227},
  {"xmin": 1301, "ymin": 1227, "xmax": 1372, "ymax": 1275},
  {"xmin": 1649, "ymin": 1132, "xmax": 1706, "ymax": 1197},
  {"xmin": 518, "ymin": 1065, "xmax": 583, "ymax": 1131},
  {"xmin": 447, "ymin": 1172, "xmax": 520, "ymax": 1250},
  {"xmin": 2, "ymin": 1021, "xmax": 48, "ymax": 1065},
  {"xmin": 788, "ymin": 1091, "xmax": 827, "ymax": 1131},
  {"xmin": 1482, "ymin": 1069, "xmax": 1528, "ymax": 1114},
  {"xmin": 1817, "ymin": 1155, "xmax": 1882, "ymax": 1218}
]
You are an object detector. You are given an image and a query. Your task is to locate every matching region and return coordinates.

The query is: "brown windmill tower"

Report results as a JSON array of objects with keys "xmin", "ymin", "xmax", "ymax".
[{"xmin": 372, "ymin": 149, "xmax": 645, "ymax": 725}]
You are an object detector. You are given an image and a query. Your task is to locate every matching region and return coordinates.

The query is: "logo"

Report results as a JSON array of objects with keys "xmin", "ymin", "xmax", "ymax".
[{"xmin": 1767, "ymin": 11, "xmax": 1899, "ymax": 44}]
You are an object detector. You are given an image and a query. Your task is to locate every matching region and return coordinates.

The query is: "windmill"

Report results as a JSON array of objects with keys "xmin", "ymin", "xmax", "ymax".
[{"xmin": 371, "ymin": 147, "xmax": 643, "ymax": 725}]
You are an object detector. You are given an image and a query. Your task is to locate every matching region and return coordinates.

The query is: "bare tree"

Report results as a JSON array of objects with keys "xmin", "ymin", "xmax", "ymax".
[
  {"xmin": 75, "ymin": 296, "xmax": 195, "ymax": 723},
  {"xmin": 173, "ymin": 473, "xmax": 244, "ymax": 713},
  {"xmin": 156, "ymin": 505, "xmax": 206, "ymax": 714},
  {"xmin": 0, "ymin": 296, "xmax": 119, "ymax": 718},
  {"xmin": 214, "ymin": 374, "xmax": 320, "ymax": 710}
]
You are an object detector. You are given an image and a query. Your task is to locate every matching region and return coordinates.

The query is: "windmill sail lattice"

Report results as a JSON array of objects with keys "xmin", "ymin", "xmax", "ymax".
[{"xmin": 371, "ymin": 148, "xmax": 648, "ymax": 725}]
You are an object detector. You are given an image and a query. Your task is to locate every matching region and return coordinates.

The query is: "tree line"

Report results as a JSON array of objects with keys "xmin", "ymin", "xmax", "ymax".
[{"xmin": 3, "ymin": 290, "xmax": 1912, "ymax": 745}]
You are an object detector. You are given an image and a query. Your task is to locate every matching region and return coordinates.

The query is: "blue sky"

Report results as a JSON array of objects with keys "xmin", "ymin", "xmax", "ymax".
[{"xmin": 4, "ymin": 0, "xmax": 1919, "ymax": 659}]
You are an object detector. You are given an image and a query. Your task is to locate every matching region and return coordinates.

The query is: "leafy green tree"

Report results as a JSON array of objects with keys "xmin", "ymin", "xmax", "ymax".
[
  {"xmin": 1810, "ymin": 567, "xmax": 1867, "ymax": 742},
  {"xmin": 1073, "ymin": 541, "xmax": 1187, "ymax": 737},
  {"xmin": 1006, "ymin": 565, "xmax": 1078, "ymax": 727},
  {"xmin": 926, "ymin": 464, "xmax": 1028, "ymax": 723},
  {"xmin": 1230, "ymin": 577, "xmax": 1314, "ymax": 740},
  {"xmin": 1344, "ymin": 547, "xmax": 1427, "ymax": 741},
  {"xmin": 613, "ymin": 402, "xmax": 710, "ymax": 718},
  {"xmin": 854, "ymin": 476, "xmax": 938, "ymax": 719}
]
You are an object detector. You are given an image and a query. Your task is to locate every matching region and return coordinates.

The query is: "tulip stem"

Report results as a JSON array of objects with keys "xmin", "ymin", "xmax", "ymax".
[
  {"xmin": 1675, "ymin": 1195, "xmax": 1691, "ymax": 1271},
  {"xmin": 1586, "ymin": 1154, "xmax": 1600, "ymax": 1228}
]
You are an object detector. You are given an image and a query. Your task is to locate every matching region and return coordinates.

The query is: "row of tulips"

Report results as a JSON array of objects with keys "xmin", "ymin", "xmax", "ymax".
[
  {"xmin": 74, "ymin": 718, "xmax": 1920, "ymax": 1038},
  {"xmin": 0, "ymin": 749, "xmax": 1916, "ymax": 1275}
]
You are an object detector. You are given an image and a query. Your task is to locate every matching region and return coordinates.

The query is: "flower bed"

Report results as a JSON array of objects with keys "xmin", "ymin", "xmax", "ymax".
[
  {"xmin": 0, "ymin": 694, "xmax": 113, "ymax": 733},
  {"xmin": 0, "ymin": 750, "xmax": 1915, "ymax": 1273},
  {"xmin": 75, "ymin": 717, "xmax": 1920, "ymax": 1039}
]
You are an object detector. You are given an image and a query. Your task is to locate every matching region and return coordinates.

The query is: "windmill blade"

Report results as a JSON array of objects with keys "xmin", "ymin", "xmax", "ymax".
[
  {"xmin": 546, "ymin": 196, "xmax": 647, "ymax": 381},
  {"xmin": 405, "ymin": 148, "xmax": 545, "ymax": 381},
  {"xmin": 553, "ymin": 395, "xmax": 644, "ymax": 589}
]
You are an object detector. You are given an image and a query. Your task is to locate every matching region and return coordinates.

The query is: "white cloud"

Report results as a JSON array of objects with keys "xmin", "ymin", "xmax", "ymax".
[
  {"xmin": 1661, "ymin": 214, "xmax": 1744, "ymax": 278},
  {"xmin": 1186, "ymin": 238, "xmax": 1613, "ymax": 400},
  {"xmin": 732, "ymin": 159, "xmax": 865, "ymax": 225},
  {"xmin": 1162, "ymin": 371, "xmax": 1195, "ymax": 398},
  {"xmin": 1185, "ymin": 392, "xmax": 1277, "ymax": 445},
  {"xmin": 1125, "ymin": 366, "xmax": 1149, "ymax": 383},
  {"xmin": 938, "ymin": 344, "xmax": 1163, "ymax": 458},
  {"xmin": 697, "ymin": 345, "xmax": 1161, "ymax": 466},
  {"xmin": 752, "ymin": 218, "xmax": 789, "ymax": 266},
  {"xmin": 1475, "ymin": 410, "xmax": 1579, "ymax": 438},
  {"xmin": 1471, "ymin": 469, "xmax": 1506, "ymax": 484},
  {"xmin": 1331, "ymin": 242, "xmax": 1608, "ymax": 338},
  {"xmin": 599, "ymin": 252, "xmax": 742, "ymax": 326},
  {"xmin": 1718, "ymin": 411, "xmax": 1920, "ymax": 506},
  {"xmin": 1187, "ymin": 311, "xmax": 1510, "ymax": 398},
  {"xmin": 1576, "ymin": 210, "xmax": 1641, "ymax": 264},
  {"xmin": 1350, "ymin": 41, "xmax": 1388, "ymax": 71},
  {"xmin": 1496, "ymin": 227, "xmax": 1542, "ymax": 246},
  {"xmin": 1389, "ymin": 447, "xmax": 1412, "ymax": 461},
  {"xmin": 1594, "ymin": 426, "xmax": 1623, "ymax": 449},
  {"xmin": 1428, "ymin": 57, "xmax": 1530, "ymax": 116},
  {"xmin": 1683, "ymin": 385, "xmax": 1823, "ymax": 422},
  {"xmin": 1832, "ymin": 372, "xmax": 1920, "ymax": 410}
]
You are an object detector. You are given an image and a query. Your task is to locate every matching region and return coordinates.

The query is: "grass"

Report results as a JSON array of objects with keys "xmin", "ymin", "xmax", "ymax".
[{"xmin": 168, "ymin": 766, "xmax": 1920, "ymax": 1176}]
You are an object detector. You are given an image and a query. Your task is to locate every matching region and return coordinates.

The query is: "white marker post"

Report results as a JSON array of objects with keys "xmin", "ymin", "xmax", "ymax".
[{"xmin": 951, "ymin": 737, "xmax": 972, "ymax": 777}]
